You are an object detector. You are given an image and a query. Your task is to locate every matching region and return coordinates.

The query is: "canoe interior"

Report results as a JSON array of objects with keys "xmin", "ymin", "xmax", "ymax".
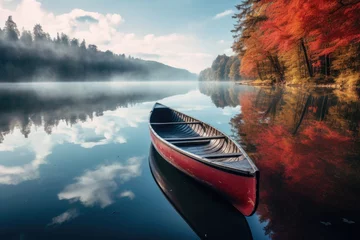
[{"xmin": 150, "ymin": 103, "xmax": 256, "ymax": 174}]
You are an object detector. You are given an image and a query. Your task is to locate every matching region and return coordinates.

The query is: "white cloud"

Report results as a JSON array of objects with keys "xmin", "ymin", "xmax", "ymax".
[
  {"xmin": 49, "ymin": 209, "xmax": 79, "ymax": 225},
  {"xmin": 213, "ymin": 10, "xmax": 234, "ymax": 20},
  {"xmin": 0, "ymin": 1, "xmax": 124, "ymax": 42},
  {"xmin": 118, "ymin": 190, "xmax": 135, "ymax": 200},
  {"xmin": 0, "ymin": 0, "xmax": 212, "ymax": 73},
  {"xmin": 58, "ymin": 157, "xmax": 142, "ymax": 208},
  {"xmin": 217, "ymin": 40, "xmax": 225, "ymax": 44}
]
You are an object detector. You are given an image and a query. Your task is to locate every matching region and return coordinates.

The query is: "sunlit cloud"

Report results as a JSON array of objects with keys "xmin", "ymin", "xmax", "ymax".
[
  {"xmin": 49, "ymin": 209, "xmax": 79, "ymax": 226},
  {"xmin": 58, "ymin": 157, "xmax": 142, "ymax": 208},
  {"xmin": 213, "ymin": 10, "xmax": 234, "ymax": 20}
]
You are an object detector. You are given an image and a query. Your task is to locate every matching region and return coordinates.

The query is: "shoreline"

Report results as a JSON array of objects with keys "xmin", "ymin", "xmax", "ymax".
[{"xmin": 235, "ymin": 80, "xmax": 360, "ymax": 89}]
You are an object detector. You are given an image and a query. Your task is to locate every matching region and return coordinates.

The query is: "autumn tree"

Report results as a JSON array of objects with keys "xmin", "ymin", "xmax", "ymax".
[
  {"xmin": 232, "ymin": 1, "xmax": 286, "ymax": 82},
  {"xmin": 231, "ymin": 0, "xmax": 360, "ymax": 86}
]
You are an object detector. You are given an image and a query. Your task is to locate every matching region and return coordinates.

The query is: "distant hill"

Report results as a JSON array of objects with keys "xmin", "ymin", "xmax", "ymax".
[
  {"xmin": 199, "ymin": 55, "xmax": 241, "ymax": 81},
  {"xmin": 0, "ymin": 16, "xmax": 196, "ymax": 82},
  {"xmin": 137, "ymin": 60, "xmax": 197, "ymax": 81}
]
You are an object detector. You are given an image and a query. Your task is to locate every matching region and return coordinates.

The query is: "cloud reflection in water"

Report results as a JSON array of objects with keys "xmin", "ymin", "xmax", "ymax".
[
  {"xmin": 0, "ymin": 106, "xmax": 149, "ymax": 185},
  {"xmin": 49, "ymin": 209, "xmax": 79, "ymax": 226},
  {"xmin": 0, "ymin": 87, "xmax": 233, "ymax": 186},
  {"xmin": 58, "ymin": 157, "xmax": 142, "ymax": 208},
  {"xmin": 118, "ymin": 190, "xmax": 135, "ymax": 200}
]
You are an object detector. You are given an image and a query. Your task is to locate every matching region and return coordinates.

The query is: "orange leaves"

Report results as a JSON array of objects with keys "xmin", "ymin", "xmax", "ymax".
[{"xmin": 233, "ymin": 0, "xmax": 360, "ymax": 81}]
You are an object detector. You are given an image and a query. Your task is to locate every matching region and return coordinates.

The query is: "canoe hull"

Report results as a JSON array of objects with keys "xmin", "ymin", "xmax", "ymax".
[
  {"xmin": 149, "ymin": 146, "xmax": 253, "ymax": 239},
  {"xmin": 150, "ymin": 130, "xmax": 259, "ymax": 216}
]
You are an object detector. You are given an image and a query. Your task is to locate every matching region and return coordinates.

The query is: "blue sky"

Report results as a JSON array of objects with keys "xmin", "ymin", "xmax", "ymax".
[{"xmin": 0, "ymin": 0, "xmax": 240, "ymax": 73}]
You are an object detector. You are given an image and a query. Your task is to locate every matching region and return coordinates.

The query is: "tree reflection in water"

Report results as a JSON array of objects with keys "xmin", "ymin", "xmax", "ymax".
[
  {"xmin": 0, "ymin": 82, "xmax": 194, "ymax": 142},
  {"xmin": 200, "ymin": 82, "xmax": 360, "ymax": 239}
]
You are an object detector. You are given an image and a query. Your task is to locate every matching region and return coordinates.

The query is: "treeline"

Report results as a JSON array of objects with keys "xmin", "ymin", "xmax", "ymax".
[
  {"xmin": 199, "ymin": 55, "xmax": 241, "ymax": 81},
  {"xmin": 232, "ymin": 0, "xmax": 360, "ymax": 86},
  {"xmin": 0, "ymin": 16, "xmax": 196, "ymax": 81}
]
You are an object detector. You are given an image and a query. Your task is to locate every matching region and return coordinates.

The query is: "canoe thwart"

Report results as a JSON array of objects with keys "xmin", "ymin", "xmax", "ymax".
[
  {"xmin": 169, "ymin": 139, "xmax": 212, "ymax": 145},
  {"xmin": 164, "ymin": 135, "xmax": 225, "ymax": 142},
  {"xmin": 200, "ymin": 153, "xmax": 243, "ymax": 159},
  {"xmin": 151, "ymin": 121, "xmax": 202, "ymax": 125}
]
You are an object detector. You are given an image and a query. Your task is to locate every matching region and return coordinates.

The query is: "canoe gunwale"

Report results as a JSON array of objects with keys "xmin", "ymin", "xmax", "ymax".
[{"xmin": 149, "ymin": 102, "xmax": 259, "ymax": 177}]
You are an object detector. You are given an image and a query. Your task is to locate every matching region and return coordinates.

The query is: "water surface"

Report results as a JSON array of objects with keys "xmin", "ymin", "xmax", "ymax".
[{"xmin": 0, "ymin": 81, "xmax": 359, "ymax": 239}]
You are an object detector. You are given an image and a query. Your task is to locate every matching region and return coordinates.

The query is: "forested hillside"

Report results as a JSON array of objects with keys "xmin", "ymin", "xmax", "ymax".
[
  {"xmin": 232, "ymin": 0, "xmax": 360, "ymax": 86},
  {"xmin": 199, "ymin": 55, "xmax": 241, "ymax": 81},
  {"xmin": 0, "ymin": 16, "xmax": 196, "ymax": 82}
]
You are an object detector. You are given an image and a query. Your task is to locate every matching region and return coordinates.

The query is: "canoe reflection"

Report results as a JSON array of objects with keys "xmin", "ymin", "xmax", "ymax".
[{"xmin": 149, "ymin": 145, "xmax": 253, "ymax": 240}]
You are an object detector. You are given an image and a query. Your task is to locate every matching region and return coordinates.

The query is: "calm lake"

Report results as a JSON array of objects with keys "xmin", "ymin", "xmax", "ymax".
[{"xmin": 0, "ymin": 81, "xmax": 359, "ymax": 239}]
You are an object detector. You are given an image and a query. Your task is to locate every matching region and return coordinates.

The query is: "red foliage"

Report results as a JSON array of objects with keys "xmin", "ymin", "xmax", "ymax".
[
  {"xmin": 236, "ymin": 0, "xmax": 360, "ymax": 78},
  {"xmin": 260, "ymin": 0, "xmax": 360, "ymax": 55},
  {"xmin": 232, "ymin": 92, "xmax": 360, "ymax": 239}
]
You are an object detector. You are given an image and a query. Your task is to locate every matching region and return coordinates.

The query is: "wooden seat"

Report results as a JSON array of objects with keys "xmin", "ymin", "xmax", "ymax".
[
  {"xmin": 169, "ymin": 139, "xmax": 211, "ymax": 145},
  {"xmin": 164, "ymin": 135, "xmax": 225, "ymax": 142},
  {"xmin": 151, "ymin": 121, "xmax": 202, "ymax": 125},
  {"xmin": 200, "ymin": 153, "xmax": 242, "ymax": 159}
]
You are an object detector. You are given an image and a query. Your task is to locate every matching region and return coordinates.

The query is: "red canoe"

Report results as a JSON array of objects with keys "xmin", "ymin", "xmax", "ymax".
[{"xmin": 149, "ymin": 103, "xmax": 259, "ymax": 216}]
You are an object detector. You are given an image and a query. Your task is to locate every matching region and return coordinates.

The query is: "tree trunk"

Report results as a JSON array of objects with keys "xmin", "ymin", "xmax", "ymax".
[
  {"xmin": 267, "ymin": 54, "xmax": 285, "ymax": 82},
  {"xmin": 300, "ymin": 38, "xmax": 313, "ymax": 78},
  {"xmin": 319, "ymin": 95, "xmax": 328, "ymax": 121},
  {"xmin": 293, "ymin": 94, "xmax": 312, "ymax": 135},
  {"xmin": 326, "ymin": 54, "xmax": 331, "ymax": 76},
  {"xmin": 257, "ymin": 62, "xmax": 263, "ymax": 80}
]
